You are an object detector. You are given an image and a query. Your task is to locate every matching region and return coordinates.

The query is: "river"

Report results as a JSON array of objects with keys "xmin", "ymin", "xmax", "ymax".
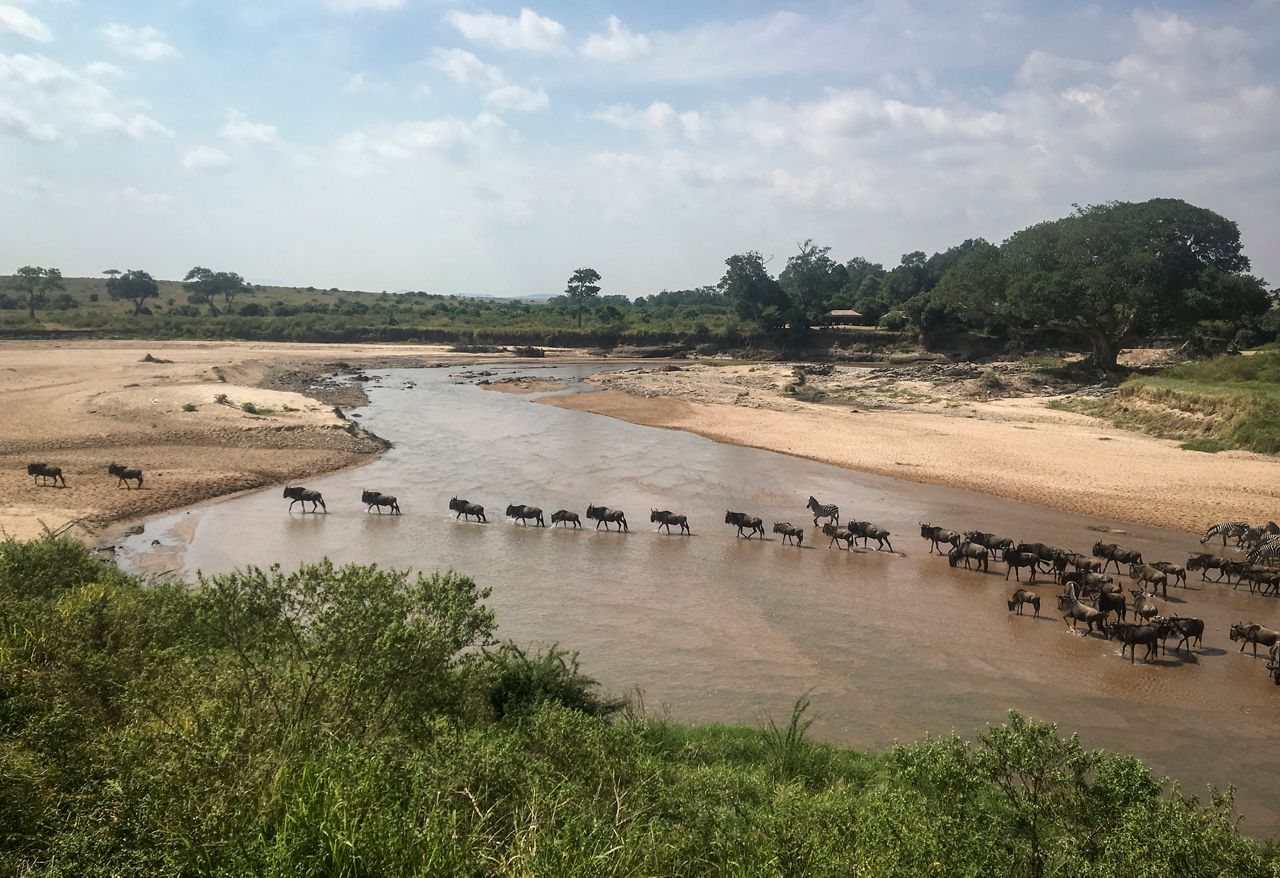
[{"xmin": 118, "ymin": 362, "xmax": 1280, "ymax": 834}]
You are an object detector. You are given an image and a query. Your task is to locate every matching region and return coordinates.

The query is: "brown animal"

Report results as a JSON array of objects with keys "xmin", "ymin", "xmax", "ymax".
[
  {"xmin": 1149, "ymin": 561, "xmax": 1186, "ymax": 589},
  {"xmin": 1058, "ymin": 589, "xmax": 1107, "ymax": 635},
  {"xmin": 1007, "ymin": 589, "xmax": 1040, "ymax": 617},
  {"xmin": 1128, "ymin": 564, "xmax": 1168, "ymax": 600},
  {"xmin": 1229, "ymin": 623, "xmax": 1280, "ymax": 657}
]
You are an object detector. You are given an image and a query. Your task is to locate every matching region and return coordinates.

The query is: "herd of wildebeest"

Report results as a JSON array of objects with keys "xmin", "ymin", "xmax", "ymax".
[{"xmin": 27, "ymin": 460, "xmax": 1280, "ymax": 687}]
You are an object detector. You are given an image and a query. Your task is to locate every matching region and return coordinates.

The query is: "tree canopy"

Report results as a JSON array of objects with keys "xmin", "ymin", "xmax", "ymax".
[
  {"xmin": 8, "ymin": 265, "xmax": 64, "ymax": 320},
  {"xmin": 565, "ymin": 267, "xmax": 601, "ymax": 327},
  {"xmin": 183, "ymin": 266, "xmax": 250, "ymax": 316},
  {"xmin": 106, "ymin": 269, "xmax": 160, "ymax": 315}
]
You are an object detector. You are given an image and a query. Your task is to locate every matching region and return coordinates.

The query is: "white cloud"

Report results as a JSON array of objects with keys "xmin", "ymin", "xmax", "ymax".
[
  {"xmin": 0, "ymin": 4, "xmax": 52, "ymax": 42},
  {"xmin": 326, "ymin": 0, "xmax": 404, "ymax": 11},
  {"xmin": 0, "ymin": 52, "xmax": 171, "ymax": 141},
  {"xmin": 430, "ymin": 48, "xmax": 503, "ymax": 87},
  {"xmin": 85, "ymin": 61, "xmax": 127, "ymax": 79},
  {"xmin": 219, "ymin": 109, "xmax": 279, "ymax": 145},
  {"xmin": 485, "ymin": 84, "xmax": 548, "ymax": 112},
  {"xmin": 332, "ymin": 112, "xmax": 513, "ymax": 172},
  {"xmin": 181, "ymin": 146, "xmax": 232, "ymax": 171},
  {"xmin": 581, "ymin": 16, "xmax": 650, "ymax": 62},
  {"xmin": 120, "ymin": 186, "xmax": 174, "ymax": 210},
  {"xmin": 445, "ymin": 7, "xmax": 567, "ymax": 54},
  {"xmin": 100, "ymin": 24, "xmax": 179, "ymax": 62},
  {"xmin": 593, "ymin": 101, "xmax": 704, "ymax": 140}
]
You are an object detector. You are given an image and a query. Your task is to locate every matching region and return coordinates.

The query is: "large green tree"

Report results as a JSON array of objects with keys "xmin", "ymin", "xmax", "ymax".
[
  {"xmin": 183, "ymin": 266, "xmax": 249, "ymax": 316},
  {"xmin": 565, "ymin": 267, "xmax": 601, "ymax": 327},
  {"xmin": 779, "ymin": 240, "xmax": 845, "ymax": 325},
  {"xmin": 9, "ymin": 266, "xmax": 64, "ymax": 320},
  {"xmin": 1000, "ymin": 199, "xmax": 1266, "ymax": 369},
  {"xmin": 106, "ymin": 269, "xmax": 160, "ymax": 315},
  {"xmin": 718, "ymin": 251, "xmax": 789, "ymax": 333}
]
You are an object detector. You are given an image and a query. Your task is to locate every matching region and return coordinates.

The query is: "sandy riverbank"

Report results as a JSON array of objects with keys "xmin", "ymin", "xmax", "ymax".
[
  {"xmin": 0, "ymin": 340, "xmax": 531, "ymax": 541},
  {"xmin": 539, "ymin": 362, "xmax": 1279, "ymax": 534}
]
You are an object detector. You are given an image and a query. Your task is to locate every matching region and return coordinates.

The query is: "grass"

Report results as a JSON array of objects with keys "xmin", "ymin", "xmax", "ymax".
[
  {"xmin": 1049, "ymin": 350, "xmax": 1280, "ymax": 455},
  {"xmin": 240, "ymin": 401, "xmax": 275, "ymax": 415}
]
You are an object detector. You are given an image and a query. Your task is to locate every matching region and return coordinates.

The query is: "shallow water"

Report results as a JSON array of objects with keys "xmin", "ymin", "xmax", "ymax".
[{"xmin": 120, "ymin": 363, "xmax": 1280, "ymax": 834}]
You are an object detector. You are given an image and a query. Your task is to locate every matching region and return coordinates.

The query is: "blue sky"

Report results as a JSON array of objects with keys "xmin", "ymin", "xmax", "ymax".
[{"xmin": 2, "ymin": 0, "xmax": 1278, "ymax": 295}]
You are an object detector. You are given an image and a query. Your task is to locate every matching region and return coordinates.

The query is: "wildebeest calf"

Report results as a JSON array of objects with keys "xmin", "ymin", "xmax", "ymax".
[
  {"xmin": 362, "ymin": 489, "xmax": 400, "ymax": 514},
  {"xmin": 551, "ymin": 509, "xmax": 580, "ymax": 528},
  {"xmin": 773, "ymin": 522, "xmax": 804, "ymax": 546},
  {"xmin": 1007, "ymin": 588, "xmax": 1040, "ymax": 617}
]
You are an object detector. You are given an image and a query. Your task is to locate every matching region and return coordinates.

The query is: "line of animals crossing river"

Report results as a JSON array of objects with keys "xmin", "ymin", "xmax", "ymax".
[{"xmin": 25, "ymin": 460, "xmax": 1280, "ymax": 689}]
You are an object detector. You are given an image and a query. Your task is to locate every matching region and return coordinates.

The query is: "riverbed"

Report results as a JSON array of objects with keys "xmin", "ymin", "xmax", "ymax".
[{"xmin": 117, "ymin": 363, "xmax": 1280, "ymax": 834}]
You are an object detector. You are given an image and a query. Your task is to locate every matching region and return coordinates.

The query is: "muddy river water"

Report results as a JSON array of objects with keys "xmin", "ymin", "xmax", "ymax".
[{"xmin": 120, "ymin": 363, "xmax": 1280, "ymax": 833}]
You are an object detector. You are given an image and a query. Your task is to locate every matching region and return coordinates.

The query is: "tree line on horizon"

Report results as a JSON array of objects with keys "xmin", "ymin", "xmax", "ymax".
[{"xmin": 5, "ymin": 198, "xmax": 1276, "ymax": 368}]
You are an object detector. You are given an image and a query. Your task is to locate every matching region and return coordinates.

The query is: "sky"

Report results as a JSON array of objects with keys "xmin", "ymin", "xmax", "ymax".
[{"xmin": 1, "ymin": 1, "xmax": 1278, "ymax": 296}]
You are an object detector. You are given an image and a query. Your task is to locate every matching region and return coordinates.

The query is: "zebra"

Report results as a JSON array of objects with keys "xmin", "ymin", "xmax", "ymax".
[
  {"xmin": 107, "ymin": 462, "xmax": 143, "ymax": 489},
  {"xmin": 361, "ymin": 489, "xmax": 400, "ymax": 514},
  {"xmin": 27, "ymin": 462, "xmax": 66, "ymax": 487},
  {"xmin": 449, "ymin": 497, "xmax": 486, "ymax": 522},
  {"xmin": 1246, "ymin": 540, "xmax": 1280, "ymax": 567},
  {"xmin": 283, "ymin": 485, "xmax": 326, "ymax": 513},
  {"xmin": 506, "ymin": 504, "xmax": 545, "ymax": 527},
  {"xmin": 806, "ymin": 496, "xmax": 839, "ymax": 527},
  {"xmin": 725, "ymin": 510, "xmax": 765, "ymax": 539},
  {"xmin": 773, "ymin": 522, "xmax": 804, "ymax": 546},
  {"xmin": 551, "ymin": 510, "xmax": 580, "ymax": 528},
  {"xmin": 650, "ymin": 509, "xmax": 690, "ymax": 535},
  {"xmin": 1200, "ymin": 521, "xmax": 1249, "ymax": 545},
  {"xmin": 586, "ymin": 504, "xmax": 628, "ymax": 532}
]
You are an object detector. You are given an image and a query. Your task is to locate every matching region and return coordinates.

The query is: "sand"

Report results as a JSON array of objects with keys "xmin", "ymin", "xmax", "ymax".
[
  {"xmin": 0, "ymin": 340, "xmax": 516, "ymax": 542},
  {"xmin": 480, "ymin": 377, "xmax": 569, "ymax": 394},
  {"xmin": 539, "ymin": 363, "xmax": 1280, "ymax": 534}
]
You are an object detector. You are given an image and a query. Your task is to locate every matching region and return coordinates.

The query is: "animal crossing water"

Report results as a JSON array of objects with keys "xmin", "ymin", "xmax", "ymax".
[{"xmin": 119, "ymin": 363, "xmax": 1280, "ymax": 833}]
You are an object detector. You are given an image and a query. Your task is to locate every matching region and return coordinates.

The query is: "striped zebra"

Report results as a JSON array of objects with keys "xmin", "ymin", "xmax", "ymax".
[
  {"xmin": 1199, "ymin": 521, "xmax": 1248, "ymax": 545},
  {"xmin": 1246, "ymin": 538, "xmax": 1280, "ymax": 567},
  {"xmin": 806, "ymin": 496, "xmax": 839, "ymax": 527}
]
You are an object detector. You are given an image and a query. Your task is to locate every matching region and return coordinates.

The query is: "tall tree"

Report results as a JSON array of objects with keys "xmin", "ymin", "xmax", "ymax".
[
  {"xmin": 106, "ymin": 269, "xmax": 160, "ymax": 316},
  {"xmin": 778, "ymin": 240, "xmax": 845, "ymax": 325},
  {"xmin": 718, "ymin": 251, "xmax": 789, "ymax": 332},
  {"xmin": 1001, "ymin": 199, "xmax": 1264, "ymax": 370},
  {"xmin": 565, "ymin": 267, "xmax": 601, "ymax": 328},
  {"xmin": 183, "ymin": 266, "xmax": 221, "ymax": 316},
  {"xmin": 9, "ymin": 266, "xmax": 64, "ymax": 320},
  {"xmin": 216, "ymin": 271, "xmax": 250, "ymax": 311}
]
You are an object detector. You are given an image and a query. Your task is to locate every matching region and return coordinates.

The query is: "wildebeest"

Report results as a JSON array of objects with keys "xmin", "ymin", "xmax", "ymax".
[
  {"xmin": 1163, "ymin": 616, "xmax": 1205, "ymax": 653},
  {"xmin": 1002, "ymin": 549, "xmax": 1041, "ymax": 581},
  {"xmin": 1096, "ymin": 590, "xmax": 1127, "ymax": 623},
  {"xmin": 948, "ymin": 542, "xmax": 989, "ymax": 572},
  {"xmin": 1058, "ymin": 589, "xmax": 1107, "ymax": 635},
  {"xmin": 1187, "ymin": 553, "xmax": 1228, "ymax": 582},
  {"xmin": 849, "ymin": 521, "xmax": 894, "ymax": 552},
  {"xmin": 964, "ymin": 531, "xmax": 1014, "ymax": 555},
  {"xmin": 1238, "ymin": 567, "xmax": 1280, "ymax": 597},
  {"xmin": 1092, "ymin": 541, "xmax": 1142, "ymax": 573},
  {"xmin": 821, "ymin": 522, "xmax": 855, "ymax": 550},
  {"xmin": 550, "ymin": 509, "xmax": 580, "ymax": 529},
  {"xmin": 1128, "ymin": 563, "xmax": 1169, "ymax": 599},
  {"xmin": 1061, "ymin": 552, "xmax": 1104, "ymax": 574},
  {"xmin": 1007, "ymin": 588, "xmax": 1040, "ymax": 617},
  {"xmin": 107, "ymin": 462, "xmax": 143, "ymax": 489},
  {"xmin": 725, "ymin": 510, "xmax": 764, "ymax": 539},
  {"xmin": 361, "ymin": 489, "xmax": 400, "ymax": 514},
  {"xmin": 806, "ymin": 496, "xmax": 839, "ymax": 527},
  {"xmin": 506, "ymin": 504, "xmax": 545, "ymax": 527},
  {"xmin": 651, "ymin": 509, "xmax": 690, "ymax": 535},
  {"xmin": 773, "ymin": 522, "xmax": 804, "ymax": 546},
  {"xmin": 1149, "ymin": 561, "xmax": 1186, "ymax": 589},
  {"xmin": 283, "ymin": 485, "xmax": 326, "ymax": 513},
  {"xmin": 27, "ymin": 462, "xmax": 66, "ymax": 487},
  {"xmin": 921, "ymin": 523, "xmax": 961, "ymax": 554},
  {"xmin": 1200, "ymin": 521, "xmax": 1248, "ymax": 546},
  {"xmin": 449, "ymin": 496, "xmax": 486, "ymax": 522},
  {"xmin": 1129, "ymin": 590, "xmax": 1160, "ymax": 623},
  {"xmin": 1110, "ymin": 620, "xmax": 1167, "ymax": 663},
  {"xmin": 1017, "ymin": 542, "xmax": 1062, "ymax": 565},
  {"xmin": 1229, "ymin": 622, "xmax": 1280, "ymax": 657},
  {"xmin": 1061, "ymin": 570, "xmax": 1116, "ymax": 597},
  {"xmin": 587, "ymin": 504, "xmax": 629, "ymax": 532}
]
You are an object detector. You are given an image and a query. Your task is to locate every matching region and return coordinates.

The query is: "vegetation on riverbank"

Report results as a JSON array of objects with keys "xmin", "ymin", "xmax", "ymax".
[
  {"xmin": 2, "ymin": 534, "xmax": 1275, "ymax": 876},
  {"xmin": 1054, "ymin": 349, "xmax": 1280, "ymax": 454},
  {"xmin": 6, "ymin": 200, "xmax": 1275, "ymax": 362}
]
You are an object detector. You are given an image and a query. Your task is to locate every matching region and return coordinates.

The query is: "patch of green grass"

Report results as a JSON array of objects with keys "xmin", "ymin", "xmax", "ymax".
[
  {"xmin": 181, "ymin": 402, "xmax": 197, "ymax": 412},
  {"xmin": 1180, "ymin": 437, "xmax": 1226, "ymax": 453},
  {"xmin": 240, "ymin": 401, "xmax": 275, "ymax": 415}
]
